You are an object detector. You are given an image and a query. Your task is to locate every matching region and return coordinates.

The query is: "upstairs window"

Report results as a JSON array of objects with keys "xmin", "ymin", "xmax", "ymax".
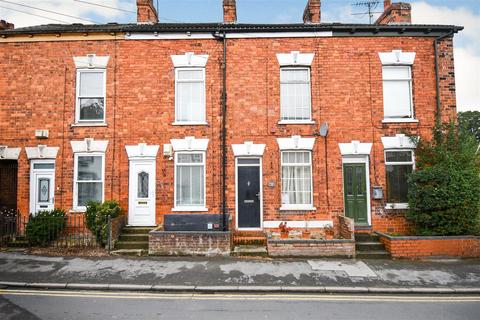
[
  {"xmin": 280, "ymin": 68, "xmax": 312, "ymax": 122},
  {"xmin": 385, "ymin": 150, "xmax": 414, "ymax": 204},
  {"xmin": 382, "ymin": 66, "xmax": 413, "ymax": 120},
  {"xmin": 175, "ymin": 68, "xmax": 206, "ymax": 124},
  {"xmin": 76, "ymin": 69, "xmax": 106, "ymax": 123}
]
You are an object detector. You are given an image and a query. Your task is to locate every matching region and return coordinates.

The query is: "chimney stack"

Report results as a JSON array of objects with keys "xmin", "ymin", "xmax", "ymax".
[
  {"xmin": 0, "ymin": 19, "xmax": 14, "ymax": 30},
  {"xmin": 136, "ymin": 0, "xmax": 158, "ymax": 24},
  {"xmin": 223, "ymin": 0, "xmax": 237, "ymax": 24},
  {"xmin": 376, "ymin": 1, "xmax": 411, "ymax": 25},
  {"xmin": 303, "ymin": 0, "xmax": 321, "ymax": 24}
]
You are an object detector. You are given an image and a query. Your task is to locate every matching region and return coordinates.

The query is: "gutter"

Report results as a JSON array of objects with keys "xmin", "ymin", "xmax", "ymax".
[{"xmin": 213, "ymin": 30, "xmax": 228, "ymax": 231}]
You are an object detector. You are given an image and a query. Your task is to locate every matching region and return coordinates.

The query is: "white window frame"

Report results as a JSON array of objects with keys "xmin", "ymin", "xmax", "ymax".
[
  {"xmin": 384, "ymin": 149, "xmax": 415, "ymax": 210},
  {"xmin": 173, "ymin": 151, "xmax": 207, "ymax": 211},
  {"xmin": 73, "ymin": 152, "xmax": 105, "ymax": 211},
  {"xmin": 75, "ymin": 68, "xmax": 107, "ymax": 124},
  {"xmin": 279, "ymin": 150, "xmax": 315, "ymax": 211},
  {"xmin": 279, "ymin": 67, "xmax": 313, "ymax": 124},
  {"xmin": 173, "ymin": 67, "xmax": 207, "ymax": 125},
  {"xmin": 382, "ymin": 65, "xmax": 415, "ymax": 122}
]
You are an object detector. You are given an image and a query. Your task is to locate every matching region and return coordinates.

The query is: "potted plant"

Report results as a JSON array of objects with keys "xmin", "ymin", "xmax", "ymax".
[
  {"xmin": 324, "ymin": 225, "xmax": 334, "ymax": 240},
  {"xmin": 279, "ymin": 222, "xmax": 291, "ymax": 239}
]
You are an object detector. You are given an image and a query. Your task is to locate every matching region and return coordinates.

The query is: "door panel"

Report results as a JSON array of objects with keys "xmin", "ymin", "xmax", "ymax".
[
  {"xmin": 343, "ymin": 163, "xmax": 368, "ymax": 225},
  {"xmin": 237, "ymin": 166, "xmax": 261, "ymax": 229},
  {"xmin": 0, "ymin": 160, "xmax": 18, "ymax": 212},
  {"xmin": 30, "ymin": 163, "xmax": 55, "ymax": 214},
  {"xmin": 129, "ymin": 161, "xmax": 156, "ymax": 226}
]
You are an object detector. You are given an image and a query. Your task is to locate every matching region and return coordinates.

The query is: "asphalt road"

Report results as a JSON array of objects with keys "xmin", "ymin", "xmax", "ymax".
[{"xmin": 1, "ymin": 289, "xmax": 479, "ymax": 320}]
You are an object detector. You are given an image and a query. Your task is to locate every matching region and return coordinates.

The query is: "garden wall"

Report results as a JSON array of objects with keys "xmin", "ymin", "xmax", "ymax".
[
  {"xmin": 376, "ymin": 232, "xmax": 480, "ymax": 259},
  {"xmin": 149, "ymin": 229, "xmax": 230, "ymax": 256},
  {"xmin": 267, "ymin": 239, "xmax": 355, "ymax": 258}
]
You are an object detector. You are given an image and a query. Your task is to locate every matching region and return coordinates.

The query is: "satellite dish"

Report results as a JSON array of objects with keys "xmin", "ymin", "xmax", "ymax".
[{"xmin": 319, "ymin": 122, "xmax": 329, "ymax": 137}]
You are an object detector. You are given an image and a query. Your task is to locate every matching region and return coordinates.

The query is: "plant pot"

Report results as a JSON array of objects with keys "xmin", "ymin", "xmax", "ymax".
[
  {"xmin": 325, "ymin": 233, "xmax": 334, "ymax": 240},
  {"xmin": 280, "ymin": 232, "xmax": 289, "ymax": 239},
  {"xmin": 302, "ymin": 231, "xmax": 311, "ymax": 239}
]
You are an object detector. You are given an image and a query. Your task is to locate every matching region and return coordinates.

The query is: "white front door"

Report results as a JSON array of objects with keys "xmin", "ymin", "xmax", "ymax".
[
  {"xmin": 128, "ymin": 160, "xmax": 156, "ymax": 226},
  {"xmin": 30, "ymin": 161, "xmax": 55, "ymax": 214}
]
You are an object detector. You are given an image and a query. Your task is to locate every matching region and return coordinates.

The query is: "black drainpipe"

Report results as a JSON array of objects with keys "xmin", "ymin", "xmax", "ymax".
[
  {"xmin": 213, "ymin": 31, "xmax": 228, "ymax": 231},
  {"xmin": 433, "ymin": 30, "xmax": 455, "ymax": 130}
]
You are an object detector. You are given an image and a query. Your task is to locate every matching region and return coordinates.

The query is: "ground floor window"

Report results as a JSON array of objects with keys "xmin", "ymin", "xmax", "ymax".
[
  {"xmin": 74, "ymin": 154, "xmax": 104, "ymax": 210},
  {"xmin": 175, "ymin": 152, "xmax": 205, "ymax": 209},
  {"xmin": 385, "ymin": 150, "xmax": 414, "ymax": 204},
  {"xmin": 280, "ymin": 151, "xmax": 313, "ymax": 209}
]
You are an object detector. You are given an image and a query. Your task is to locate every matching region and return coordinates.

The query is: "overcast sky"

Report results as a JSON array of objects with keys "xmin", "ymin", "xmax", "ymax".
[{"xmin": 1, "ymin": 0, "xmax": 478, "ymax": 111}]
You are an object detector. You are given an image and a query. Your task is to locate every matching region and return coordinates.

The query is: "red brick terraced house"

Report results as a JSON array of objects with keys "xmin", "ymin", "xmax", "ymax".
[{"xmin": 0, "ymin": 0, "xmax": 462, "ymax": 253}]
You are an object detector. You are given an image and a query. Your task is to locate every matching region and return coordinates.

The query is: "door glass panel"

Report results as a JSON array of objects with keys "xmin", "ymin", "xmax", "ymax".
[
  {"xmin": 137, "ymin": 171, "xmax": 149, "ymax": 198},
  {"xmin": 38, "ymin": 178, "xmax": 50, "ymax": 203},
  {"xmin": 356, "ymin": 166, "xmax": 364, "ymax": 195},
  {"xmin": 345, "ymin": 167, "xmax": 353, "ymax": 196}
]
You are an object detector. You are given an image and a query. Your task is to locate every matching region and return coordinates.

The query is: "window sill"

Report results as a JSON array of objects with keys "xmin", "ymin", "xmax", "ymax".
[
  {"xmin": 71, "ymin": 122, "xmax": 108, "ymax": 127},
  {"xmin": 171, "ymin": 122, "xmax": 208, "ymax": 126},
  {"xmin": 69, "ymin": 208, "xmax": 86, "ymax": 214},
  {"xmin": 385, "ymin": 203, "xmax": 409, "ymax": 210},
  {"xmin": 278, "ymin": 120, "xmax": 315, "ymax": 125},
  {"xmin": 279, "ymin": 205, "xmax": 316, "ymax": 211},
  {"xmin": 172, "ymin": 206, "xmax": 208, "ymax": 212},
  {"xmin": 382, "ymin": 119, "xmax": 419, "ymax": 124}
]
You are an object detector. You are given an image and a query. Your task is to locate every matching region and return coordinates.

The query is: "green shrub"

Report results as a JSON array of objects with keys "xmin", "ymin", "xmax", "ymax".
[
  {"xmin": 85, "ymin": 200, "xmax": 122, "ymax": 245},
  {"xmin": 25, "ymin": 209, "xmax": 66, "ymax": 246},
  {"xmin": 407, "ymin": 123, "xmax": 480, "ymax": 236}
]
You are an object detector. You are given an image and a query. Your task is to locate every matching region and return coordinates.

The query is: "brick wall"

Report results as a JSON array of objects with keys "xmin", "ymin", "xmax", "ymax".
[
  {"xmin": 377, "ymin": 233, "xmax": 480, "ymax": 258},
  {"xmin": 149, "ymin": 230, "xmax": 230, "ymax": 256},
  {"xmin": 268, "ymin": 238, "xmax": 355, "ymax": 257},
  {"xmin": 338, "ymin": 215, "xmax": 354, "ymax": 239},
  {"xmin": 0, "ymin": 31, "xmax": 457, "ymax": 235}
]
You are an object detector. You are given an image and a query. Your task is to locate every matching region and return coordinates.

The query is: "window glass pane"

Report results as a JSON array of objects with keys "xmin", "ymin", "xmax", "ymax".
[
  {"xmin": 176, "ymin": 165, "xmax": 204, "ymax": 206},
  {"xmin": 383, "ymin": 80, "xmax": 412, "ymax": 118},
  {"xmin": 177, "ymin": 69, "xmax": 203, "ymax": 80},
  {"xmin": 281, "ymin": 69, "xmax": 309, "ymax": 82},
  {"xmin": 79, "ymin": 72, "xmax": 104, "ymax": 96},
  {"xmin": 383, "ymin": 66, "xmax": 410, "ymax": 80},
  {"xmin": 281, "ymin": 151, "xmax": 312, "ymax": 205},
  {"xmin": 77, "ymin": 156, "xmax": 102, "ymax": 181},
  {"xmin": 79, "ymin": 98, "xmax": 104, "ymax": 121},
  {"xmin": 38, "ymin": 179, "xmax": 50, "ymax": 203},
  {"xmin": 77, "ymin": 182, "xmax": 102, "ymax": 206},
  {"xmin": 178, "ymin": 153, "xmax": 203, "ymax": 163},
  {"xmin": 33, "ymin": 163, "xmax": 54, "ymax": 170},
  {"xmin": 281, "ymin": 69, "xmax": 311, "ymax": 121},
  {"xmin": 176, "ymin": 81, "xmax": 204, "ymax": 122},
  {"xmin": 386, "ymin": 164, "xmax": 412, "ymax": 203},
  {"xmin": 386, "ymin": 151, "xmax": 413, "ymax": 163},
  {"xmin": 137, "ymin": 172, "xmax": 149, "ymax": 198},
  {"xmin": 238, "ymin": 158, "xmax": 260, "ymax": 165}
]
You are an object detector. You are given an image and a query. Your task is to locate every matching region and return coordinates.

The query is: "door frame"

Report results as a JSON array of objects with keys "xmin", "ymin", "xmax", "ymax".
[
  {"xmin": 128, "ymin": 158, "xmax": 156, "ymax": 226},
  {"xmin": 341, "ymin": 156, "xmax": 371, "ymax": 226},
  {"xmin": 235, "ymin": 157, "xmax": 263, "ymax": 231},
  {"xmin": 29, "ymin": 159, "xmax": 55, "ymax": 215}
]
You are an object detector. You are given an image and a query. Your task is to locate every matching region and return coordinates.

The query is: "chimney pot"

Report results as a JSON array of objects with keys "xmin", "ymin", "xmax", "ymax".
[
  {"xmin": 136, "ymin": 0, "xmax": 158, "ymax": 24},
  {"xmin": 376, "ymin": 1, "xmax": 411, "ymax": 25},
  {"xmin": 223, "ymin": 0, "xmax": 237, "ymax": 24},
  {"xmin": 303, "ymin": 0, "xmax": 321, "ymax": 24}
]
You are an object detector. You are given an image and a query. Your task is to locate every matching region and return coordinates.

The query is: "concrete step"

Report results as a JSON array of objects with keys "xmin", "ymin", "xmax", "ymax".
[
  {"xmin": 232, "ymin": 245, "xmax": 268, "ymax": 257},
  {"xmin": 115, "ymin": 241, "xmax": 149, "ymax": 250},
  {"xmin": 121, "ymin": 227, "xmax": 154, "ymax": 235},
  {"xmin": 355, "ymin": 233, "xmax": 379, "ymax": 242},
  {"xmin": 355, "ymin": 242, "xmax": 386, "ymax": 252},
  {"xmin": 110, "ymin": 249, "xmax": 147, "ymax": 256},
  {"xmin": 119, "ymin": 234, "xmax": 149, "ymax": 242},
  {"xmin": 356, "ymin": 251, "xmax": 391, "ymax": 259}
]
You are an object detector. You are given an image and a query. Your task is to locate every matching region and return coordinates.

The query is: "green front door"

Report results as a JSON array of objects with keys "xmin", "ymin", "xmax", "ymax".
[{"xmin": 343, "ymin": 163, "xmax": 368, "ymax": 225}]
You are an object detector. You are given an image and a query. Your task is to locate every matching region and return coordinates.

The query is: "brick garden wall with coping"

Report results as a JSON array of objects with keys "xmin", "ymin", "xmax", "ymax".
[
  {"xmin": 376, "ymin": 232, "xmax": 480, "ymax": 259},
  {"xmin": 267, "ymin": 238, "xmax": 355, "ymax": 257}
]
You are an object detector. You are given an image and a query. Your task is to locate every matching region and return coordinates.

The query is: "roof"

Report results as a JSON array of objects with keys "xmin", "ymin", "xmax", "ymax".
[{"xmin": 0, "ymin": 22, "xmax": 463, "ymax": 36}]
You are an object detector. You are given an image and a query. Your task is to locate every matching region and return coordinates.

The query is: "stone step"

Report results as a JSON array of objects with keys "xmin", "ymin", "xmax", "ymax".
[
  {"xmin": 119, "ymin": 234, "xmax": 149, "ymax": 242},
  {"xmin": 121, "ymin": 227, "xmax": 154, "ymax": 235},
  {"xmin": 115, "ymin": 241, "xmax": 149, "ymax": 250},
  {"xmin": 110, "ymin": 249, "xmax": 147, "ymax": 256},
  {"xmin": 356, "ymin": 250, "xmax": 391, "ymax": 259},
  {"xmin": 355, "ymin": 233, "xmax": 379, "ymax": 242},
  {"xmin": 232, "ymin": 245, "xmax": 268, "ymax": 257},
  {"xmin": 355, "ymin": 242, "xmax": 386, "ymax": 252},
  {"xmin": 233, "ymin": 236, "xmax": 267, "ymax": 246}
]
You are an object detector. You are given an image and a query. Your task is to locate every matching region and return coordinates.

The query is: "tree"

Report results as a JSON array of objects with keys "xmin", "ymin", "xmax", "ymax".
[
  {"xmin": 458, "ymin": 111, "xmax": 480, "ymax": 142},
  {"xmin": 407, "ymin": 123, "xmax": 480, "ymax": 236}
]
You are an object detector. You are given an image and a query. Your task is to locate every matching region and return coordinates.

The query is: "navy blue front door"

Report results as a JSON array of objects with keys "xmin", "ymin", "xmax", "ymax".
[{"xmin": 237, "ymin": 165, "xmax": 261, "ymax": 228}]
